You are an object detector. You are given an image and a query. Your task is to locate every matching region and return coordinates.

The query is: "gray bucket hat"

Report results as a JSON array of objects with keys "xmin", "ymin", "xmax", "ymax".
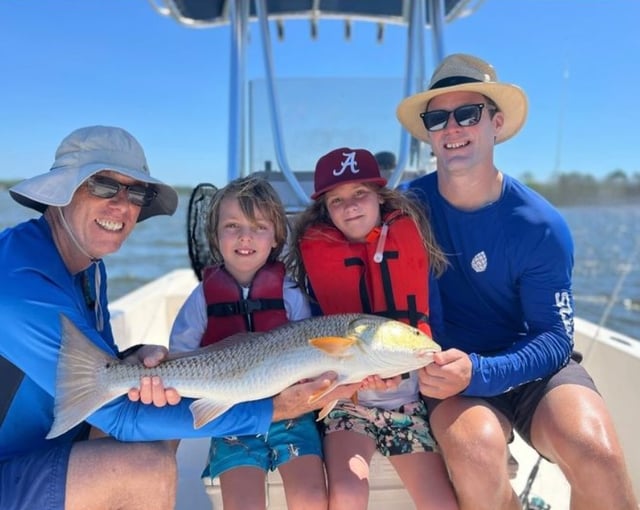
[{"xmin": 9, "ymin": 125, "xmax": 178, "ymax": 222}]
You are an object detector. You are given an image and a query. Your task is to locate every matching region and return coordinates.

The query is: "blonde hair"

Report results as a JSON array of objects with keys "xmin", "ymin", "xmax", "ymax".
[
  {"xmin": 208, "ymin": 176, "xmax": 289, "ymax": 264},
  {"xmin": 287, "ymin": 183, "xmax": 448, "ymax": 288}
]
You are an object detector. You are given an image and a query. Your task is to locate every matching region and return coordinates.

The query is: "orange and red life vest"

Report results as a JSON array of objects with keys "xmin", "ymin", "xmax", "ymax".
[{"xmin": 299, "ymin": 211, "xmax": 432, "ymax": 336}]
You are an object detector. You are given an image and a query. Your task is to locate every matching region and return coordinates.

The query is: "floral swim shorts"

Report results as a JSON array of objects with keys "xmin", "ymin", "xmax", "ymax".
[{"xmin": 322, "ymin": 399, "xmax": 438, "ymax": 456}]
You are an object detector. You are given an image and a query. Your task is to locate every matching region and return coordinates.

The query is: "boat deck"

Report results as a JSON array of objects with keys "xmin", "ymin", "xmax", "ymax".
[{"xmin": 173, "ymin": 432, "xmax": 570, "ymax": 509}]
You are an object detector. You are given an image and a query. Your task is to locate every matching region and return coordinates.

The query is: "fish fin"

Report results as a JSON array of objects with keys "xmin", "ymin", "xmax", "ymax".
[
  {"xmin": 309, "ymin": 336, "xmax": 356, "ymax": 356},
  {"xmin": 189, "ymin": 398, "xmax": 234, "ymax": 429},
  {"xmin": 317, "ymin": 400, "xmax": 339, "ymax": 421},
  {"xmin": 47, "ymin": 315, "xmax": 122, "ymax": 439},
  {"xmin": 314, "ymin": 391, "xmax": 359, "ymax": 421},
  {"xmin": 307, "ymin": 379, "xmax": 340, "ymax": 404}
]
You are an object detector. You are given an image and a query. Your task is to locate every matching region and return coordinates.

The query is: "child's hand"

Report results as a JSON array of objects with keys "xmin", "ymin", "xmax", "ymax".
[{"xmin": 359, "ymin": 375, "xmax": 402, "ymax": 391}]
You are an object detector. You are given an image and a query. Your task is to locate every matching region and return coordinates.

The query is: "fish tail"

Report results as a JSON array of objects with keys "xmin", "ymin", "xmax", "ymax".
[{"xmin": 46, "ymin": 314, "xmax": 120, "ymax": 439}]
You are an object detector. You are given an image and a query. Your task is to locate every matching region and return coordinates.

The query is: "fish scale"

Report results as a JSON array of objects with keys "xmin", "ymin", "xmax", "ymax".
[{"xmin": 47, "ymin": 313, "xmax": 440, "ymax": 439}]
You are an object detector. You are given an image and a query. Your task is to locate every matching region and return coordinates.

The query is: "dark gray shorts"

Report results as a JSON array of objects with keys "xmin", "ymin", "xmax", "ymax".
[
  {"xmin": 0, "ymin": 443, "xmax": 71, "ymax": 510},
  {"xmin": 424, "ymin": 360, "xmax": 598, "ymax": 446}
]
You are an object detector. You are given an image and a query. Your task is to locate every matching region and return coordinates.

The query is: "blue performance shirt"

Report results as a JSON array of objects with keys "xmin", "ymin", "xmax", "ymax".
[
  {"xmin": 405, "ymin": 173, "xmax": 575, "ymax": 396},
  {"xmin": 0, "ymin": 216, "xmax": 272, "ymax": 460}
]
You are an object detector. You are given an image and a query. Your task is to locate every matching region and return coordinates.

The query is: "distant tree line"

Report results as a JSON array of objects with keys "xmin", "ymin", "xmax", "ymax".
[
  {"xmin": 3, "ymin": 170, "xmax": 639, "ymax": 206},
  {"xmin": 0, "ymin": 180, "xmax": 20, "ymax": 189},
  {"xmin": 520, "ymin": 169, "xmax": 640, "ymax": 206}
]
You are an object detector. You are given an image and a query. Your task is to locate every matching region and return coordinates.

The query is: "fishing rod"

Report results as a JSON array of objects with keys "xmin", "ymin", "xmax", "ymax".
[
  {"xmin": 519, "ymin": 456, "xmax": 549, "ymax": 509},
  {"xmin": 582, "ymin": 237, "xmax": 640, "ymax": 361}
]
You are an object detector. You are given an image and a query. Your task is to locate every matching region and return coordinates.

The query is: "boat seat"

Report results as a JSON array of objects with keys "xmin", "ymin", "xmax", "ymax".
[{"xmin": 202, "ymin": 452, "xmax": 415, "ymax": 509}]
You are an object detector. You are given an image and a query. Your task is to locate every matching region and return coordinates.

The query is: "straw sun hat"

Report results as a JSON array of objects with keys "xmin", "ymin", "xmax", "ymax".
[
  {"xmin": 396, "ymin": 53, "xmax": 528, "ymax": 144},
  {"xmin": 10, "ymin": 125, "xmax": 178, "ymax": 222}
]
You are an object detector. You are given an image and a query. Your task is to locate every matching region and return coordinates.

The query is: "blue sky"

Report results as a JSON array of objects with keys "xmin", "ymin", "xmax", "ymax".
[{"xmin": 1, "ymin": 0, "xmax": 638, "ymax": 188}]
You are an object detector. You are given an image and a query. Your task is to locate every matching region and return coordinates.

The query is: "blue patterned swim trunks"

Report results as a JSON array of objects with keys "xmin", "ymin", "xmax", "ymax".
[{"xmin": 203, "ymin": 412, "xmax": 322, "ymax": 479}]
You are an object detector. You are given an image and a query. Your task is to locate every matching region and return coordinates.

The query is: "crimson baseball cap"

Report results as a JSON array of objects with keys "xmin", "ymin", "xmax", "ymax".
[{"xmin": 311, "ymin": 147, "xmax": 387, "ymax": 200}]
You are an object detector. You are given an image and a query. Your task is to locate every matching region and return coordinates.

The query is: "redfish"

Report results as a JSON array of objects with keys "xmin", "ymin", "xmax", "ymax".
[{"xmin": 47, "ymin": 313, "xmax": 440, "ymax": 439}]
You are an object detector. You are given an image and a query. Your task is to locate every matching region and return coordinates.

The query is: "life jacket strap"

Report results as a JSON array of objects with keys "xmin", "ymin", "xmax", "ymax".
[{"xmin": 207, "ymin": 298, "xmax": 285, "ymax": 317}]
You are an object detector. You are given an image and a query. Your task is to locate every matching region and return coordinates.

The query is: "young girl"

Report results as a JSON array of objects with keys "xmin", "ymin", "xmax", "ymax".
[
  {"xmin": 287, "ymin": 148, "xmax": 457, "ymax": 510},
  {"xmin": 169, "ymin": 176, "xmax": 326, "ymax": 510}
]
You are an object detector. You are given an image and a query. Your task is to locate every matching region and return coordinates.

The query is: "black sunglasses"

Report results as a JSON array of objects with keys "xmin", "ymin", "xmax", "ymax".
[
  {"xmin": 420, "ymin": 103, "xmax": 492, "ymax": 132},
  {"xmin": 87, "ymin": 175, "xmax": 157, "ymax": 207}
]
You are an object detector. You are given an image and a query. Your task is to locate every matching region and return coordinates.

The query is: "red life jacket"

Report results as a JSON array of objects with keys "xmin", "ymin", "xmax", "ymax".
[
  {"xmin": 200, "ymin": 262, "xmax": 288, "ymax": 346},
  {"xmin": 299, "ymin": 211, "xmax": 432, "ymax": 336}
]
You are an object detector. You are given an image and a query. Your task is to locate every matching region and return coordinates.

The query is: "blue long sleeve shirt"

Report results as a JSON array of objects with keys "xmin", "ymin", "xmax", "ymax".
[
  {"xmin": 0, "ymin": 216, "xmax": 272, "ymax": 460},
  {"xmin": 405, "ymin": 172, "xmax": 575, "ymax": 396}
]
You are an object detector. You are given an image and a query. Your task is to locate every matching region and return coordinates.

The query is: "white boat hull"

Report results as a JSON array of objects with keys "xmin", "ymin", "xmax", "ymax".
[{"xmin": 109, "ymin": 268, "xmax": 640, "ymax": 509}]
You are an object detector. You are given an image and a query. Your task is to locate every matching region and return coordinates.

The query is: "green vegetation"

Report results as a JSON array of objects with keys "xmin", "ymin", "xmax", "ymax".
[
  {"xmin": 0, "ymin": 179, "xmax": 21, "ymax": 190},
  {"xmin": 3, "ymin": 170, "xmax": 639, "ymax": 206},
  {"xmin": 521, "ymin": 169, "xmax": 640, "ymax": 206},
  {"xmin": 0, "ymin": 180, "xmax": 197, "ymax": 195}
]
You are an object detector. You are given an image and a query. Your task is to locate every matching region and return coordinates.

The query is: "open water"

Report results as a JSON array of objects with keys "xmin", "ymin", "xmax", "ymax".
[{"xmin": 1, "ymin": 190, "xmax": 638, "ymax": 340}]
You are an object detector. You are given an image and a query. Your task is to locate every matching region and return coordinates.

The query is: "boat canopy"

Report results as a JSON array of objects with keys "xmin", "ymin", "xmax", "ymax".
[
  {"xmin": 148, "ymin": 1, "xmax": 480, "ymax": 27},
  {"xmin": 147, "ymin": 0, "xmax": 484, "ymax": 207}
]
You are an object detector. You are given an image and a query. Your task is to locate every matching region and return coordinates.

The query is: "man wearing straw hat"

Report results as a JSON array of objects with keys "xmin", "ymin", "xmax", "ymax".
[
  {"xmin": 397, "ymin": 54, "xmax": 637, "ymax": 509},
  {"xmin": 0, "ymin": 125, "xmax": 356, "ymax": 510}
]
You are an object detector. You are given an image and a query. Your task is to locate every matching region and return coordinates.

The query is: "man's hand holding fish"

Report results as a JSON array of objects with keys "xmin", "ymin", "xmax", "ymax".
[
  {"xmin": 272, "ymin": 372, "xmax": 361, "ymax": 422},
  {"xmin": 125, "ymin": 344, "xmax": 182, "ymax": 407}
]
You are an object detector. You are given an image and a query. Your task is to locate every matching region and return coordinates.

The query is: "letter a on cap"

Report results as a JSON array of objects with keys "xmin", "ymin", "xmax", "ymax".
[{"xmin": 333, "ymin": 151, "xmax": 360, "ymax": 177}]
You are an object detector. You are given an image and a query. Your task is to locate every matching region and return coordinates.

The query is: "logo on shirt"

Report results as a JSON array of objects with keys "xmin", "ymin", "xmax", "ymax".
[
  {"xmin": 333, "ymin": 151, "xmax": 360, "ymax": 177},
  {"xmin": 555, "ymin": 290, "xmax": 574, "ymax": 338},
  {"xmin": 471, "ymin": 251, "xmax": 487, "ymax": 272}
]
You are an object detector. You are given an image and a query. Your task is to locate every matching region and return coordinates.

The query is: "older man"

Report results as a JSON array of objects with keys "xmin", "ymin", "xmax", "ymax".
[{"xmin": 0, "ymin": 125, "xmax": 354, "ymax": 510}]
